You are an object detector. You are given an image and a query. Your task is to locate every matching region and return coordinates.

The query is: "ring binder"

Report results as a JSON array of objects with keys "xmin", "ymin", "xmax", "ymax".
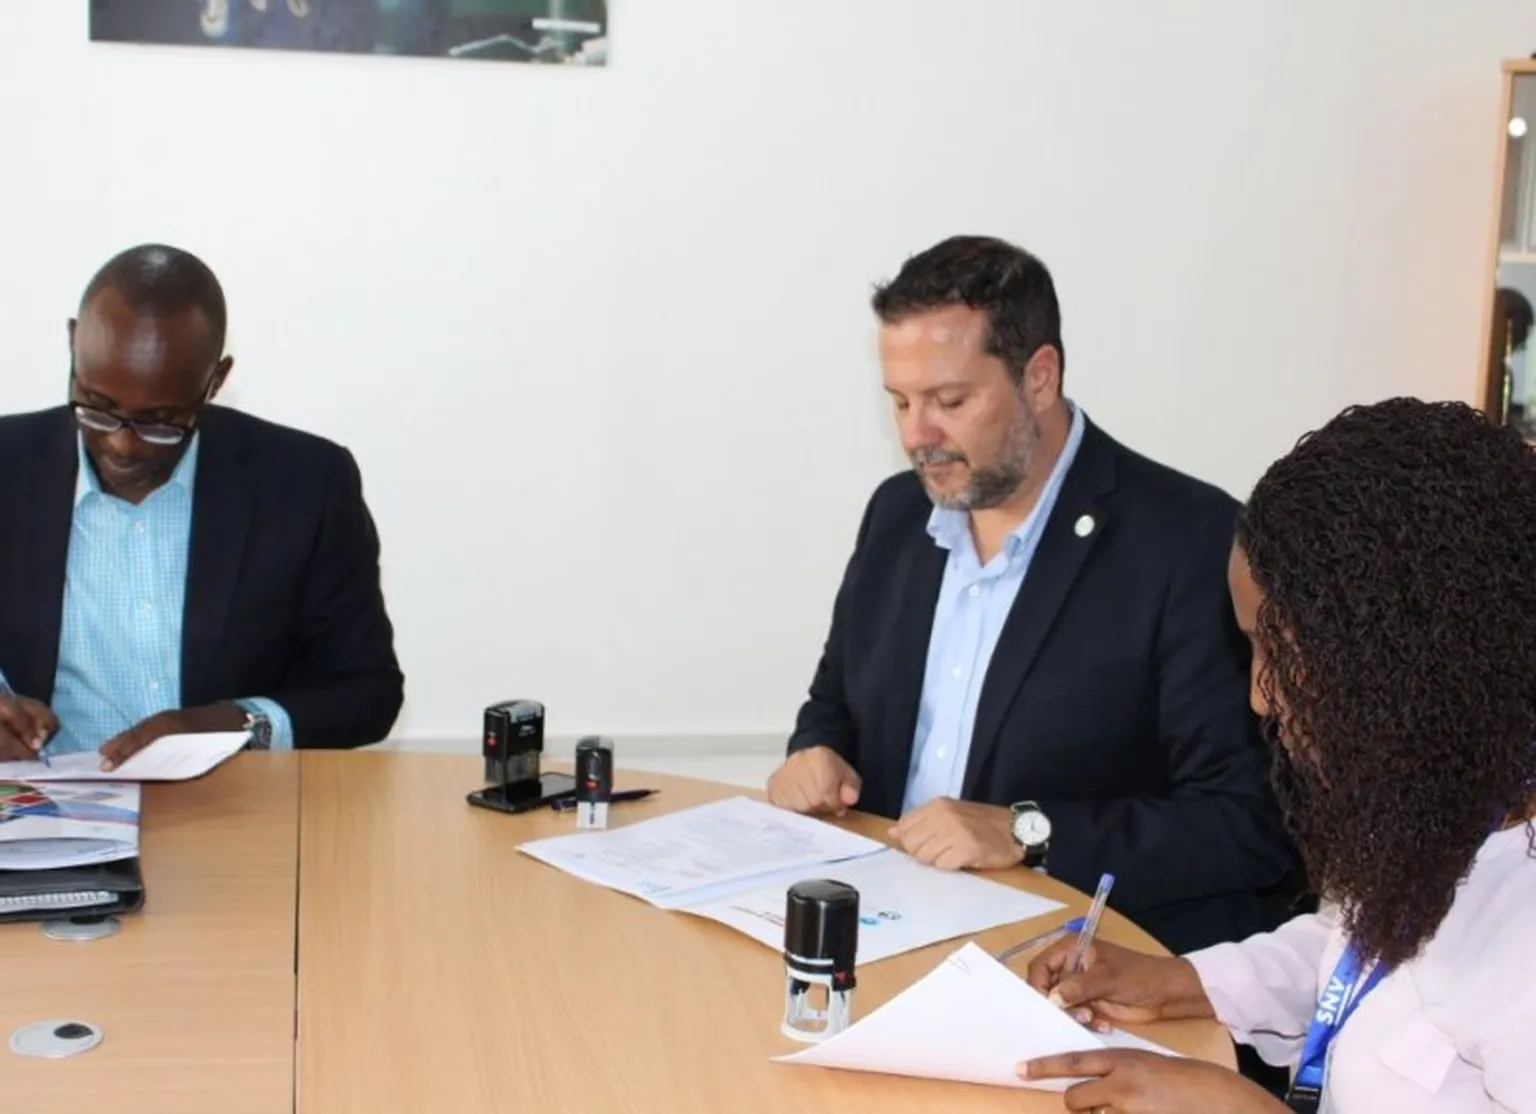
[
  {"xmin": 0, "ymin": 890, "xmax": 114, "ymax": 913},
  {"xmin": 0, "ymin": 860, "xmax": 145, "ymax": 924}
]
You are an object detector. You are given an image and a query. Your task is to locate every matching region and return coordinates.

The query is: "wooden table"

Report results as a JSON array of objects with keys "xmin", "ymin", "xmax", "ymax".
[
  {"xmin": 296, "ymin": 752, "xmax": 1234, "ymax": 1113},
  {"xmin": 0, "ymin": 752, "xmax": 300, "ymax": 1114}
]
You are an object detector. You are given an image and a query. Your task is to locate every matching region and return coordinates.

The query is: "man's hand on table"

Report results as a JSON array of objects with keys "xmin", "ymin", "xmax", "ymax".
[
  {"xmin": 767, "ymin": 745, "xmax": 863, "ymax": 816},
  {"xmin": 98, "ymin": 702, "xmax": 249, "ymax": 771},
  {"xmin": 889, "ymin": 798, "xmax": 1023, "ymax": 870}
]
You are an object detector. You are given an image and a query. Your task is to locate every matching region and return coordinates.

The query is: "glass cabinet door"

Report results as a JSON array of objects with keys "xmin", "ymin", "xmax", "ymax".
[{"xmin": 1487, "ymin": 70, "xmax": 1536, "ymax": 439}]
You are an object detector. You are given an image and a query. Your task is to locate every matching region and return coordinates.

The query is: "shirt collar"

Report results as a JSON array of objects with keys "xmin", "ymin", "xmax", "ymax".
[
  {"xmin": 74, "ymin": 430, "xmax": 202, "ymax": 509},
  {"xmin": 925, "ymin": 400, "xmax": 1087, "ymax": 555}
]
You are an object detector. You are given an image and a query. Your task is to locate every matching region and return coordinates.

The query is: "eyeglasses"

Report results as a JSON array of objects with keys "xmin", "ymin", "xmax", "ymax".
[
  {"xmin": 70, "ymin": 404, "xmax": 196, "ymax": 446},
  {"xmin": 67, "ymin": 363, "xmax": 216, "ymax": 447}
]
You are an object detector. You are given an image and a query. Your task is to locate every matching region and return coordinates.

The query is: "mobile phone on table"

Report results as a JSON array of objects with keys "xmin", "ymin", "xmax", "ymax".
[{"xmin": 465, "ymin": 772, "xmax": 577, "ymax": 815}]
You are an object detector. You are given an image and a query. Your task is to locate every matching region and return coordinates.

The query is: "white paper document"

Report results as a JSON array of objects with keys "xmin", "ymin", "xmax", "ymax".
[
  {"xmin": 682, "ymin": 849, "xmax": 1065, "ymax": 965},
  {"xmin": 0, "ymin": 731, "xmax": 249, "ymax": 784},
  {"xmin": 774, "ymin": 941, "xmax": 1181, "ymax": 1092},
  {"xmin": 0, "ymin": 781, "xmax": 141, "ymax": 870},
  {"xmin": 520, "ymin": 798, "xmax": 1069, "ymax": 965},
  {"xmin": 518, "ymin": 796, "xmax": 887, "ymax": 909}
]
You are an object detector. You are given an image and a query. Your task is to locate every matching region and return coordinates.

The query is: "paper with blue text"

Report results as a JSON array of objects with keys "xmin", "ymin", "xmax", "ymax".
[
  {"xmin": 682, "ymin": 848, "xmax": 1064, "ymax": 965},
  {"xmin": 519, "ymin": 796, "xmax": 1066, "ymax": 964},
  {"xmin": 0, "ymin": 780, "xmax": 141, "ymax": 870}
]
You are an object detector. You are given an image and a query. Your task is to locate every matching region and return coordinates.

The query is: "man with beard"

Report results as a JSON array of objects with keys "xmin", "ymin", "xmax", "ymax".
[{"xmin": 767, "ymin": 236, "xmax": 1297, "ymax": 957}]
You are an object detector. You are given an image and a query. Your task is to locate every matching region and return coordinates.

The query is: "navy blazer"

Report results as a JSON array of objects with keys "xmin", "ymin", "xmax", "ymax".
[
  {"xmin": 790, "ymin": 419, "xmax": 1297, "ymax": 954},
  {"xmin": 0, "ymin": 405, "xmax": 403, "ymax": 749}
]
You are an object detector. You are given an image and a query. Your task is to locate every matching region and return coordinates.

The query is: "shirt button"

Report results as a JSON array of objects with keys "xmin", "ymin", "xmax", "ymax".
[
  {"xmin": 951, "ymin": 664, "xmax": 964, "ymax": 678},
  {"xmin": 140, "ymin": 600, "xmax": 154, "ymax": 614},
  {"xmin": 134, "ymin": 521, "xmax": 146, "ymax": 535},
  {"xmin": 936, "ymin": 747, "xmax": 949, "ymax": 758},
  {"xmin": 149, "ymin": 679, "xmax": 160, "ymax": 692},
  {"xmin": 968, "ymin": 584, "xmax": 980, "ymax": 597}
]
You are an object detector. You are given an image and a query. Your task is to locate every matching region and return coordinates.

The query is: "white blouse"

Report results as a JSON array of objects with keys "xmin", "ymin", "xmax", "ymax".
[{"xmin": 1185, "ymin": 824, "xmax": 1536, "ymax": 1113}]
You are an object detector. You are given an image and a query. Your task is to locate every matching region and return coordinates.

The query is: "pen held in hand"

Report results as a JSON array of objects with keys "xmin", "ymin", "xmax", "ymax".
[
  {"xmin": 1064, "ymin": 871, "xmax": 1115, "ymax": 975},
  {"xmin": 993, "ymin": 915, "xmax": 1087, "ymax": 966},
  {"xmin": 0, "ymin": 675, "xmax": 49, "ymax": 766}
]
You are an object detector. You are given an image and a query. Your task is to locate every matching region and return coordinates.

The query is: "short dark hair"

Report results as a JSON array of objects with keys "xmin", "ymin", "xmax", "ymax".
[
  {"xmin": 80, "ymin": 243, "xmax": 228, "ymax": 353},
  {"xmin": 870, "ymin": 235, "xmax": 1063, "ymax": 383}
]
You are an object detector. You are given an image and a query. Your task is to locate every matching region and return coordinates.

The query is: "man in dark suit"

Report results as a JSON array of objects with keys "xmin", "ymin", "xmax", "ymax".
[
  {"xmin": 767, "ymin": 236, "xmax": 1295, "ymax": 955},
  {"xmin": 0, "ymin": 244, "xmax": 402, "ymax": 767}
]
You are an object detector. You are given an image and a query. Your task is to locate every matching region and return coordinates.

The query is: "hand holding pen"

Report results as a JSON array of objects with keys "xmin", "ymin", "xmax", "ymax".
[
  {"xmin": 0, "ymin": 674, "xmax": 58, "ymax": 765},
  {"xmin": 1021, "ymin": 873, "xmax": 1216, "ymax": 1031}
]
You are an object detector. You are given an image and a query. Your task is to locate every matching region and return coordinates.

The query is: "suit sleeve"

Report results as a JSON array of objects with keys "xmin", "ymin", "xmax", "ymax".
[
  {"xmin": 1033, "ymin": 500, "xmax": 1295, "ymax": 915},
  {"xmin": 258, "ymin": 448, "xmax": 404, "ymax": 748},
  {"xmin": 785, "ymin": 489, "xmax": 880, "ymax": 763}
]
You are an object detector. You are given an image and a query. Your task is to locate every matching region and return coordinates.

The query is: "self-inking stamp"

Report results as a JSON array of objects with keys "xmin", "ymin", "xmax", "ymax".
[
  {"xmin": 483, "ymin": 699, "xmax": 545, "ymax": 788},
  {"xmin": 467, "ymin": 699, "xmax": 583, "ymax": 815},
  {"xmin": 573, "ymin": 736, "xmax": 614, "ymax": 829},
  {"xmin": 780, "ymin": 879, "xmax": 859, "ymax": 1043}
]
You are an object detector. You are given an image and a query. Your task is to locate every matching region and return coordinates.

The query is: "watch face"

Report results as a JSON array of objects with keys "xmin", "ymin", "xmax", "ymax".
[
  {"xmin": 244, "ymin": 713, "xmax": 273, "ymax": 751},
  {"xmin": 1013, "ymin": 810, "xmax": 1051, "ymax": 846}
]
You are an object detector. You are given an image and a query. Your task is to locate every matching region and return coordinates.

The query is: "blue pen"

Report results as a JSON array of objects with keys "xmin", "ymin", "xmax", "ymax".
[
  {"xmin": 1065, "ymin": 872, "xmax": 1116, "ymax": 974},
  {"xmin": 995, "ymin": 915, "xmax": 1087, "ymax": 966}
]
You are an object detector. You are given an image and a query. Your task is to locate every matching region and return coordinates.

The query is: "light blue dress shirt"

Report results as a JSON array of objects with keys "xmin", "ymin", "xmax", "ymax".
[
  {"xmin": 901, "ymin": 402, "xmax": 1087, "ymax": 813},
  {"xmin": 25, "ymin": 434, "xmax": 295, "ymax": 755}
]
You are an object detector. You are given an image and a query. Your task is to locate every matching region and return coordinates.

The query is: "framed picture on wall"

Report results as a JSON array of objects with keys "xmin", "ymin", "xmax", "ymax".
[{"xmin": 89, "ymin": 1, "xmax": 608, "ymax": 66}]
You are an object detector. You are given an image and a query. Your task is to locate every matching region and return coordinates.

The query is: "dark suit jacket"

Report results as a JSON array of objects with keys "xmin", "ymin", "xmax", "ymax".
[
  {"xmin": 790, "ymin": 419, "xmax": 1297, "ymax": 955},
  {"xmin": 0, "ymin": 405, "xmax": 403, "ymax": 749}
]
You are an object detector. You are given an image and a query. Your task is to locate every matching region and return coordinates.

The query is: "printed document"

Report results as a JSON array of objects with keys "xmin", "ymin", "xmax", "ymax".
[
  {"xmin": 520, "ymin": 797, "xmax": 1067, "ymax": 964},
  {"xmin": 681, "ymin": 848, "xmax": 1064, "ymax": 965},
  {"xmin": 0, "ymin": 731, "xmax": 249, "ymax": 784},
  {"xmin": 774, "ymin": 941, "xmax": 1181, "ymax": 1091},
  {"xmin": 518, "ymin": 796, "xmax": 886, "ymax": 909},
  {"xmin": 0, "ymin": 781, "xmax": 141, "ymax": 870}
]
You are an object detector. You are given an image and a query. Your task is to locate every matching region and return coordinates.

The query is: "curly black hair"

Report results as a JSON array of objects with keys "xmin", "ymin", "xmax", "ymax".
[{"xmin": 1236, "ymin": 397, "xmax": 1536, "ymax": 969}]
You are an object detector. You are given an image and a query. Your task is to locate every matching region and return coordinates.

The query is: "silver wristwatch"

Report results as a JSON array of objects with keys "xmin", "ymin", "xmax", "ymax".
[
  {"xmin": 1008, "ymin": 800, "xmax": 1052, "ymax": 869},
  {"xmin": 240, "ymin": 708, "xmax": 273, "ymax": 751}
]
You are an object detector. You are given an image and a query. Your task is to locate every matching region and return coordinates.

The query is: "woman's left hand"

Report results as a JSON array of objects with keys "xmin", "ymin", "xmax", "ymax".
[{"xmin": 1017, "ymin": 1049, "xmax": 1289, "ymax": 1113}]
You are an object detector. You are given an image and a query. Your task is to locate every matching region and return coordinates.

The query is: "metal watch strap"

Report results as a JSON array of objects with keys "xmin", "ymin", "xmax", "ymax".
[{"xmin": 242, "ymin": 709, "xmax": 273, "ymax": 751}]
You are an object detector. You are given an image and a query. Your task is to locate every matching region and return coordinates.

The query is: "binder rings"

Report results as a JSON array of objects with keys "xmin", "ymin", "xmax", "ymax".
[{"xmin": 0, "ymin": 857, "xmax": 145, "ymax": 923}]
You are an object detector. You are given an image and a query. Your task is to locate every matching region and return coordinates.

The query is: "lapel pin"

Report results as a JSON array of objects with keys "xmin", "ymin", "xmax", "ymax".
[{"xmin": 1074, "ymin": 514, "xmax": 1095, "ymax": 538}]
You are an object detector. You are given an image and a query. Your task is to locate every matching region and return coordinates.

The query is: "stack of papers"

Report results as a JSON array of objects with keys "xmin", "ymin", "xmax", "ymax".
[
  {"xmin": 0, "ymin": 731, "xmax": 249, "ymax": 784},
  {"xmin": 0, "ymin": 733, "xmax": 246, "ymax": 872},
  {"xmin": 518, "ymin": 796, "xmax": 1065, "ymax": 965},
  {"xmin": 774, "ymin": 941, "xmax": 1181, "ymax": 1091},
  {"xmin": 0, "ymin": 780, "xmax": 141, "ymax": 871}
]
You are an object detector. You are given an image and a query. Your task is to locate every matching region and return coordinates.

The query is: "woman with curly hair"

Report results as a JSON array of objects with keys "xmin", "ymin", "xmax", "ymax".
[{"xmin": 1016, "ymin": 397, "xmax": 1536, "ymax": 1113}]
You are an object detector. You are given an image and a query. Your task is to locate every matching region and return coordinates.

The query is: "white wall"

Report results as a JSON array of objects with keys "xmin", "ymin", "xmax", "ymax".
[{"xmin": 2, "ymin": 1, "xmax": 1533, "ymax": 757}]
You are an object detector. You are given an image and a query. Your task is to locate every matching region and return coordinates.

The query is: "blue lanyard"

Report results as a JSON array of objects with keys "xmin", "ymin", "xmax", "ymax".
[{"xmin": 1286, "ymin": 943, "xmax": 1390, "ymax": 1112}]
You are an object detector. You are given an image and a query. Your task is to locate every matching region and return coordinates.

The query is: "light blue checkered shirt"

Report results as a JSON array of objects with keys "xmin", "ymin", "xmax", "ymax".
[
  {"xmin": 901, "ymin": 402, "xmax": 1087, "ymax": 813},
  {"xmin": 29, "ymin": 434, "xmax": 294, "ymax": 755}
]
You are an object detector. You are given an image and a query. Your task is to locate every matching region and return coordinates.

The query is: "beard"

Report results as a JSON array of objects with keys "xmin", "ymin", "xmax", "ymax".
[{"xmin": 912, "ymin": 403, "xmax": 1043, "ymax": 511}]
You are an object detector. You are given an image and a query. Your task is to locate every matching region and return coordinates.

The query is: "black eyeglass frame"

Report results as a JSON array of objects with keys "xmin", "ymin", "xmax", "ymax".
[{"xmin": 67, "ymin": 365, "xmax": 219, "ymax": 447}]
